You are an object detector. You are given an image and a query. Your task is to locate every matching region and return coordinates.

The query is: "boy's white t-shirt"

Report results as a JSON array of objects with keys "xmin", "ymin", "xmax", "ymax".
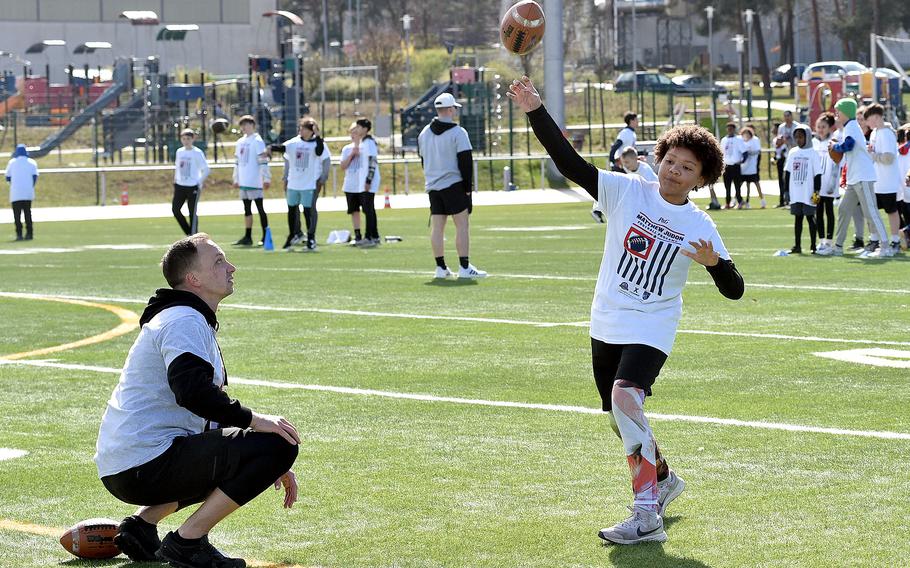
[
  {"xmin": 741, "ymin": 137, "xmax": 761, "ymax": 175},
  {"xmin": 174, "ymin": 146, "xmax": 210, "ymax": 187},
  {"xmin": 234, "ymin": 133, "xmax": 268, "ymax": 188},
  {"xmin": 840, "ymin": 119, "xmax": 876, "ymax": 184},
  {"xmin": 869, "ymin": 127, "xmax": 901, "ymax": 194},
  {"xmin": 592, "ymin": 171, "xmax": 730, "ymax": 355},
  {"xmin": 5, "ymin": 156, "xmax": 39, "ymax": 202},
  {"xmin": 897, "ymin": 149, "xmax": 910, "ymax": 202},
  {"xmin": 341, "ymin": 137, "xmax": 381, "ymax": 194},
  {"xmin": 617, "ymin": 127, "xmax": 637, "ymax": 151},
  {"xmin": 786, "ymin": 146, "xmax": 821, "ymax": 205},
  {"xmin": 813, "ymin": 132, "xmax": 841, "ymax": 197},
  {"xmin": 283, "ymin": 136, "xmax": 331, "ymax": 191},
  {"xmin": 721, "ymin": 135, "xmax": 745, "ymax": 165}
]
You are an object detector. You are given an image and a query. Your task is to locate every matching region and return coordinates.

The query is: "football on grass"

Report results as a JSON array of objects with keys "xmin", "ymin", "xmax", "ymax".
[
  {"xmin": 500, "ymin": 1, "xmax": 546, "ymax": 55},
  {"xmin": 59, "ymin": 518, "xmax": 120, "ymax": 559}
]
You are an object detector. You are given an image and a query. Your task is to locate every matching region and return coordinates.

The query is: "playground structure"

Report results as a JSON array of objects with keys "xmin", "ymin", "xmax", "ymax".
[{"xmin": 797, "ymin": 69, "xmax": 906, "ymax": 128}]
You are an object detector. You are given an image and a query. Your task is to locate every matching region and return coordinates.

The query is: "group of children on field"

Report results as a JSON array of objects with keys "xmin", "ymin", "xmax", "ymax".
[{"xmin": 171, "ymin": 114, "xmax": 382, "ymax": 251}]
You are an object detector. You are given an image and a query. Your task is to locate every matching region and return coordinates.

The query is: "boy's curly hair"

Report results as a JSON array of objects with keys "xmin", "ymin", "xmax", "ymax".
[{"xmin": 653, "ymin": 125, "xmax": 725, "ymax": 188}]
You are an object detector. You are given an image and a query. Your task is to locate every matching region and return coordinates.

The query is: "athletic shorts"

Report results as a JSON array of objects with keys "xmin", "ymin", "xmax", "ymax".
[
  {"xmin": 239, "ymin": 188, "xmax": 264, "ymax": 200},
  {"xmin": 591, "ymin": 338, "xmax": 668, "ymax": 412},
  {"xmin": 345, "ymin": 192, "xmax": 375, "ymax": 214},
  {"xmin": 875, "ymin": 192, "xmax": 898, "ymax": 213},
  {"xmin": 428, "ymin": 182, "xmax": 472, "ymax": 216},
  {"xmin": 287, "ymin": 189, "xmax": 316, "ymax": 208},
  {"xmin": 790, "ymin": 202, "xmax": 817, "ymax": 216},
  {"xmin": 742, "ymin": 173, "xmax": 760, "ymax": 183},
  {"xmin": 100, "ymin": 428, "xmax": 297, "ymax": 509}
]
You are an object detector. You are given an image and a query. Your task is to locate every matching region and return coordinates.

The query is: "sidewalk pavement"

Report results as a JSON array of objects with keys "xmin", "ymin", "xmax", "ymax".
[{"xmin": 1, "ymin": 180, "xmax": 783, "ymax": 225}]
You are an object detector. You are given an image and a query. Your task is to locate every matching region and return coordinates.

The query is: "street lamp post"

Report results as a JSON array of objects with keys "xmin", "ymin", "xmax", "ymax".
[
  {"xmin": 705, "ymin": 6, "xmax": 717, "ymax": 137},
  {"xmin": 734, "ymin": 34, "xmax": 745, "ymax": 129},
  {"xmin": 743, "ymin": 9, "xmax": 754, "ymax": 119},
  {"xmin": 402, "ymin": 14, "xmax": 412, "ymax": 103}
]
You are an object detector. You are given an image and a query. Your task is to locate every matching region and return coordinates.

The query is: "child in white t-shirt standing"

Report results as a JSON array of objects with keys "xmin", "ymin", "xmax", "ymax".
[
  {"xmin": 785, "ymin": 125, "xmax": 822, "ymax": 253},
  {"xmin": 173, "ymin": 129, "xmax": 210, "ymax": 235},
  {"xmin": 340, "ymin": 118, "xmax": 381, "ymax": 246},
  {"xmin": 281, "ymin": 117, "xmax": 331, "ymax": 251},
  {"xmin": 813, "ymin": 113, "xmax": 840, "ymax": 252},
  {"xmin": 720, "ymin": 122, "xmax": 746, "ymax": 208},
  {"xmin": 864, "ymin": 104, "xmax": 903, "ymax": 256},
  {"xmin": 232, "ymin": 115, "xmax": 270, "ymax": 246},
  {"xmin": 739, "ymin": 127, "xmax": 764, "ymax": 208},
  {"xmin": 897, "ymin": 124, "xmax": 910, "ymax": 247},
  {"xmin": 5, "ymin": 144, "xmax": 38, "ymax": 241}
]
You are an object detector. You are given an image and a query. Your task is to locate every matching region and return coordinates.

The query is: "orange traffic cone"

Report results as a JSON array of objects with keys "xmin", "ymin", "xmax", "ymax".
[{"xmin": 384, "ymin": 188, "xmax": 391, "ymax": 209}]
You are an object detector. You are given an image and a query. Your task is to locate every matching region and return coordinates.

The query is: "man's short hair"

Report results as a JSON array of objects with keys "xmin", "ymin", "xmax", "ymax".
[
  {"xmin": 238, "ymin": 114, "xmax": 256, "ymax": 126},
  {"xmin": 623, "ymin": 112, "xmax": 637, "ymax": 125},
  {"xmin": 863, "ymin": 103, "xmax": 884, "ymax": 119},
  {"xmin": 653, "ymin": 125, "xmax": 724, "ymax": 187},
  {"xmin": 161, "ymin": 233, "xmax": 210, "ymax": 288},
  {"xmin": 620, "ymin": 146, "xmax": 638, "ymax": 159},
  {"xmin": 726, "ymin": 122, "xmax": 736, "ymax": 130},
  {"xmin": 180, "ymin": 128, "xmax": 196, "ymax": 138},
  {"xmin": 783, "ymin": 110, "xmax": 793, "ymax": 117}
]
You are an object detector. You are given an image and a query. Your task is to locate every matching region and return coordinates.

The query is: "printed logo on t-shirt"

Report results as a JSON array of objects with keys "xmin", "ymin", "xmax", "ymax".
[
  {"xmin": 790, "ymin": 156, "xmax": 809, "ymax": 184},
  {"xmin": 178, "ymin": 158, "xmax": 191, "ymax": 180},
  {"xmin": 294, "ymin": 148, "xmax": 309, "ymax": 171},
  {"xmin": 616, "ymin": 212, "xmax": 684, "ymax": 299},
  {"xmin": 239, "ymin": 145, "xmax": 248, "ymax": 165}
]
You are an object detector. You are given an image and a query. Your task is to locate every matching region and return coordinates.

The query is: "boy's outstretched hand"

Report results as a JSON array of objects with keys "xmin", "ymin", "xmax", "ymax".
[
  {"xmin": 681, "ymin": 239, "xmax": 720, "ymax": 267},
  {"xmin": 506, "ymin": 76, "xmax": 542, "ymax": 113}
]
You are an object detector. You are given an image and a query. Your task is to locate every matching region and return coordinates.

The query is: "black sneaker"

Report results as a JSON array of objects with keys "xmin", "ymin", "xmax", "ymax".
[
  {"xmin": 849, "ymin": 238, "xmax": 865, "ymax": 251},
  {"xmin": 282, "ymin": 235, "xmax": 293, "ymax": 250},
  {"xmin": 306, "ymin": 238, "xmax": 316, "ymax": 251},
  {"xmin": 233, "ymin": 236, "xmax": 253, "ymax": 246},
  {"xmin": 790, "ymin": 246, "xmax": 802, "ymax": 254},
  {"xmin": 113, "ymin": 515, "xmax": 161, "ymax": 562},
  {"xmin": 863, "ymin": 240, "xmax": 880, "ymax": 253},
  {"xmin": 15, "ymin": 235, "xmax": 23, "ymax": 241},
  {"xmin": 158, "ymin": 532, "xmax": 246, "ymax": 568},
  {"xmin": 24, "ymin": 233, "xmax": 33, "ymax": 240}
]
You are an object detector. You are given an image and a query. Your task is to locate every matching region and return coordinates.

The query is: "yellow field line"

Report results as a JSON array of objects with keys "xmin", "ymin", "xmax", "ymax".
[
  {"xmin": 0, "ymin": 292, "xmax": 139, "ymax": 360},
  {"xmin": 0, "ymin": 518, "xmax": 316, "ymax": 567}
]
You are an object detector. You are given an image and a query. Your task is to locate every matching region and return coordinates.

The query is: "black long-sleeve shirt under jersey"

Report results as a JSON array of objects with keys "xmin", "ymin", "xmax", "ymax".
[{"xmin": 526, "ymin": 105, "xmax": 744, "ymax": 300}]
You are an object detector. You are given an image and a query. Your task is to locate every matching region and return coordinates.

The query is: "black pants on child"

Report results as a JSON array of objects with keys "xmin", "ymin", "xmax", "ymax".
[
  {"xmin": 172, "ymin": 184, "xmax": 199, "ymax": 235},
  {"xmin": 242, "ymin": 198, "xmax": 269, "ymax": 234},
  {"xmin": 816, "ymin": 196, "xmax": 835, "ymax": 240},
  {"xmin": 722, "ymin": 164, "xmax": 743, "ymax": 205},
  {"xmin": 777, "ymin": 160, "xmax": 790, "ymax": 206},
  {"xmin": 11, "ymin": 200, "xmax": 32, "ymax": 238},
  {"xmin": 795, "ymin": 214, "xmax": 817, "ymax": 251}
]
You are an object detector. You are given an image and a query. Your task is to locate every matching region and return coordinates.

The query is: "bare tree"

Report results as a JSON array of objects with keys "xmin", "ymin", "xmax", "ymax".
[{"xmin": 355, "ymin": 25, "xmax": 404, "ymax": 96}]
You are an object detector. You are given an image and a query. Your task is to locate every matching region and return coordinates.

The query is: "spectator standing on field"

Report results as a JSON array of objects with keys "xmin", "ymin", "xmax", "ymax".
[
  {"xmin": 418, "ymin": 92, "xmax": 486, "ymax": 279},
  {"xmin": 609, "ymin": 112, "xmax": 638, "ymax": 172},
  {"xmin": 340, "ymin": 118, "xmax": 381, "ymax": 246},
  {"xmin": 173, "ymin": 129, "xmax": 210, "ymax": 236},
  {"xmin": 232, "ymin": 115, "xmax": 270, "ymax": 247},
  {"xmin": 740, "ymin": 127, "xmax": 764, "ymax": 209},
  {"xmin": 863, "ymin": 104, "xmax": 903, "ymax": 257},
  {"xmin": 720, "ymin": 122, "xmax": 746, "ymax": 208},
  {"xmin": 775, "ymin": 110, "xmax": 797, "ymax": 207},
  {"xmin": 5, "ymin": 144, "xmax": 38, "ymax": 241}
]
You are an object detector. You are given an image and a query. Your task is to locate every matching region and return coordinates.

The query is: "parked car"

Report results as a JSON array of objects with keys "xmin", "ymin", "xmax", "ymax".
[
  {"xmin": 613, "ymin": 71, "xmax": 677, "ymax": 93},
  {"xmin": 771, "ymin": 63, "xmax": 806, "ymax": 83},
  {"xmin": 671, "ymin": 74, "xmax": 727, "ymax": 94},
  {"xmin": 801, "ymin": 61, "xmax": 867, "ymax": 80}
]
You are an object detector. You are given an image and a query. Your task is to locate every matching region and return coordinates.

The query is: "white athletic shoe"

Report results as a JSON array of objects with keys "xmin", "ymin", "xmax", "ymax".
[
  {"xmin": 598, "ymin": 507, "xmax": 667, "ymax": 545},
  {"xmin": 815, "ymin": 244, "xmax": 843, "ymax": 256},
  {"xmin": 657, "ymin": 471, "xmax": 686, "ymax": 516},
  {"xmin": 760, "ymin": 198, "xmax": 767, "ymax": 209},
  {"xmin": 458, "ymin": 264, "xmax": 488, "ymax": 279},
  {"xmin": 434, "ymin": 266, "xmax": 454, "ymax": 279}
]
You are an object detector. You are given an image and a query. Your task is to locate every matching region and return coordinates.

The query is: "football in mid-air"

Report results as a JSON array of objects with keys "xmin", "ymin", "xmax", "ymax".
[
  {"xmin": 500, "ymin": 1, "xmax": 546, "ymax": 55},
  {"xmin": 59, "ymin": 518, "xmax": 121, "ymax": 559}
]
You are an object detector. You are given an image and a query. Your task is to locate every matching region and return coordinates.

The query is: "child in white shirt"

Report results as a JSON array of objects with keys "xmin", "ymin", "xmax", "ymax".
[
  {"xmin": 173, "ymin": 128, "xmax": 210, "ymax": 235},
  {"xmin": 786, "ymin": 125, "xmax": 822, "ymax": 253},
  {"xmin": 232, "ymin": 115, "xmax": 270, "ymax": 246},
  {"xmin": 739, "ymin": 127, "xmax": 764, "ymax": 208}
]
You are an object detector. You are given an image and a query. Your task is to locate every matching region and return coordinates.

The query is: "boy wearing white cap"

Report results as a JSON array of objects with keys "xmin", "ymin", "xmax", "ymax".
[{"xmin": 417, "ymin": 92, "xmax": 486, "ymax": 279}]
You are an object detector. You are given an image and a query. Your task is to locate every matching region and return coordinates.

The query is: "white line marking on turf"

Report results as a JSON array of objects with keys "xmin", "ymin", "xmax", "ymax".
[
  {"xmin": 0, "ymin": 449, "xmax": 28, "ymax": 461},
  {"xmin": 3, "ymin": 291, "xmax": 909, "ymax": 346},
  {"xmin": 2, "ymin": 359, "xmax": 908, "ymax": 441},
  {"xmin": 0, "ymin": 244, "xmax": 162, "ymax": 255},
  {"xmin": 812, "ymin": 348, "xmax": 910, "ymax": 369}
]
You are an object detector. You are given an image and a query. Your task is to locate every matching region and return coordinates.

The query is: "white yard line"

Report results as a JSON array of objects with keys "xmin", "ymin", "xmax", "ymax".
[
  {"xmin": 2, "ymin": 291, "xmax": 908, "ymax": 346},
  {"xmin": 2, "ymin": 359, "xmax": 907, "ymax": 441}
]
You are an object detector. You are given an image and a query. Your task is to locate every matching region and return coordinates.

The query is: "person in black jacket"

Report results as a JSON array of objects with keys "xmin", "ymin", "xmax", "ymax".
[
  {"xmin": 94, "ymin": 234, "xmax": 299, "ymax": 568},
  {"xmin": 508, "ymin": 76, "xmax": 744, "ymax": 546}
]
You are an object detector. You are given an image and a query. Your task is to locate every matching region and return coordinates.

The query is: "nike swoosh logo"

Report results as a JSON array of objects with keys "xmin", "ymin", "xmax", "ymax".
[{"xmin": 636, "ymin": 525, "xmax": 663, "ymax": 537}]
